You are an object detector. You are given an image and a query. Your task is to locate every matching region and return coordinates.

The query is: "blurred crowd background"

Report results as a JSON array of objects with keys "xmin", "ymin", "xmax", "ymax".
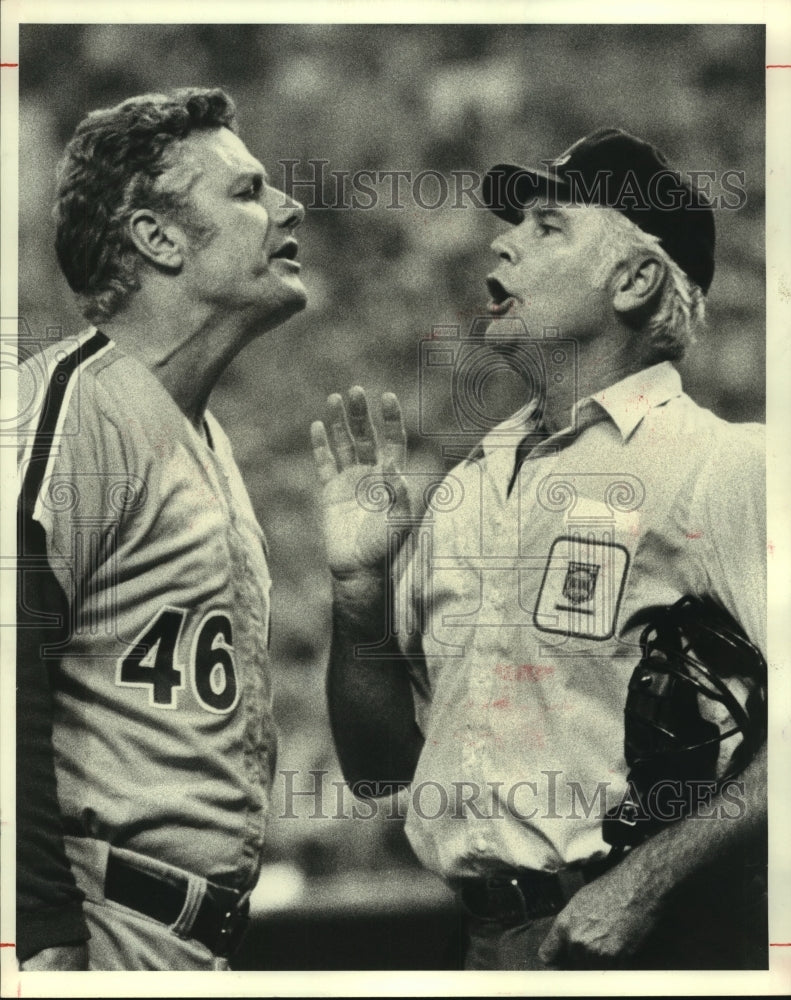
[{"xmin": 18, "ymin": 21, "xmax": 765, "ymax": 962}]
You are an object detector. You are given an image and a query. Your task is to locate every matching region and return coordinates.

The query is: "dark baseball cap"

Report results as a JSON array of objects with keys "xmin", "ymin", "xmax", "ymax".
[{"xmin": 482, "ymin": 127, "xmax": 716, "ymax": 294}]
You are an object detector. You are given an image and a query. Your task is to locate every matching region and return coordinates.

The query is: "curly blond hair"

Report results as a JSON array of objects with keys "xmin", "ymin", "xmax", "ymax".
[{"xmin": 54, "ymin": 88, "xmax": 237, "ymax": 323}]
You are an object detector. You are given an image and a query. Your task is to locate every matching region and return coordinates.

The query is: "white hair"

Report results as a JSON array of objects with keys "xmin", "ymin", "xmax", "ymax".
[{"xmin": 591, "ymin": 207, "xmax": 707, "ymax": 362}]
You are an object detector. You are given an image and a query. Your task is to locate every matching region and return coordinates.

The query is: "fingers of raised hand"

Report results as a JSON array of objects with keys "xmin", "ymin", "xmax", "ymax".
[
  {"xmin": 325, "ymin": 392, "xmax": 357, "ymax": 469},
  {"xmin": 310, "ymin": 420, "xmax": 337, "ymax": 486},
  {"xmin": 315, "ymin": 388, "xmax": 406, "ymax": 477},
  {"xmin": 380, "ymin": 392, "xmax": 407, "ymax": 472},
  {"xmin": 347, "ymin": 386, "xmax": 378, "ymax": 465}
]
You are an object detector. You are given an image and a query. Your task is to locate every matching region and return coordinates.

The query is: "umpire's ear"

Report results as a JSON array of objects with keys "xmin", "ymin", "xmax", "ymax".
[
  {"xmin": 611, "ymin": 253, "xmax": 666, "ymax": 317},
  {"xmin": 128, "ymin": 209, "xmax": 183, "ymax": 272}
]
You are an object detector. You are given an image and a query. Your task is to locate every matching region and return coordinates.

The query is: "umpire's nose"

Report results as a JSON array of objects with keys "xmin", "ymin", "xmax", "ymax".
[{"xmin": 490, "ymin": 235, "xmax": 515, "ymax": 263}]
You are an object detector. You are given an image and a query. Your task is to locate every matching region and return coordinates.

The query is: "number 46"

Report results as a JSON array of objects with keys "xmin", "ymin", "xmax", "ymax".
[{"xmin": 117, "ymin": 606, "xmax": 238, "ymax": 714}]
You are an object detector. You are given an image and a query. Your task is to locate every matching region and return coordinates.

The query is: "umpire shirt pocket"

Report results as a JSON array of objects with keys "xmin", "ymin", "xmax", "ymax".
[{"xmin": 531, "ymin": 493, "xmax": 641, "ymax": 642}]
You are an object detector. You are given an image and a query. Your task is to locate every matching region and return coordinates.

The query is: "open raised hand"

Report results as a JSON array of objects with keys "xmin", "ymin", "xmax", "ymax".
[{"xmin": 311, "ymin": 386, "xmax": 412, "ymax": 580}]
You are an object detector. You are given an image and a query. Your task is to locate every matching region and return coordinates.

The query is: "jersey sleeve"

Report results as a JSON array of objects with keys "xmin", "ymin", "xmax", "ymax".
[
  {"xmin": 697, "ymin": 423, "xmax": 766, "ymax": 658},
  {"xmin": 15, "ymin": 339, "xmax": 125, "ymax": 960},
  {"xmin": 16, "ymin": 515, "xmax": 90, "ymax": 961}
]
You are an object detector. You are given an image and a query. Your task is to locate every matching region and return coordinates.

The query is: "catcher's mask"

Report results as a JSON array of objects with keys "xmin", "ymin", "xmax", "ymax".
[{"xmin": 603, "ymin": 596, "xmax": 766, "ymax": 848}]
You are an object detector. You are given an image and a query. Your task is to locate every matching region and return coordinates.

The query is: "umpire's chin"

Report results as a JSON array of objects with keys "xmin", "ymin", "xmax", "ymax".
[{"xmin": 482, "ymin": 314, "xmax": 539, "ymax": 374}]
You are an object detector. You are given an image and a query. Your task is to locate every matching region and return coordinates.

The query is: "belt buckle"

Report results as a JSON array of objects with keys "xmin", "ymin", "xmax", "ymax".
[
  {"xmin": 483, "ymin": 876, "xmax": 529, "ymax": 924},
  {"xmin": 213, "ymin": 888, "xmax": 251, "ymax": 957},
  {"xmin": 500, "ymin": 871, "xmax": 569, "ymax": 921}
]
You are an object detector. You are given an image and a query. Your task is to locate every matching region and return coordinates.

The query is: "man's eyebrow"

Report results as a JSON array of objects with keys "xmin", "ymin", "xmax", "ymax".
[{"xmin": 532, "ymin": 207, "xmax": 568, "ymax": 224}]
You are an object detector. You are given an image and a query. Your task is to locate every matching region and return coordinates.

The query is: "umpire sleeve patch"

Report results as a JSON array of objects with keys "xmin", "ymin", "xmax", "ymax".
[{"xmin": 534, "ymin": 536, "xmax": 630, "ymax": 640}]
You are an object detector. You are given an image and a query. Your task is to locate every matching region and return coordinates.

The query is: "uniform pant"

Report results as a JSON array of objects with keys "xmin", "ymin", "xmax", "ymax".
[{"xmin": 64, "ymin": 836, "xmax": 231, "ymax": 971}]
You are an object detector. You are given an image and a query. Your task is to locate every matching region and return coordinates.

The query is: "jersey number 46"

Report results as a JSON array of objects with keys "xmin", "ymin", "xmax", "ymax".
[{"xmin": 117, "ymin": 606, "xmax": 238, "ymax": 714}]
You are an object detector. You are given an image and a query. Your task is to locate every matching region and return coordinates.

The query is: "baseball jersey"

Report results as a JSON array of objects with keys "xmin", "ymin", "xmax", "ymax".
[
  {"xmin": 17, "ymin": 328, "xmax": 277, "ymax": 892},
  {"xmin": 396, "ymin": 361, "xmax": 766, "ymax": 879}
]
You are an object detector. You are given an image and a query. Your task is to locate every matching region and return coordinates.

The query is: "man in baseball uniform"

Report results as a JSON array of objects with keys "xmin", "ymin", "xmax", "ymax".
[
  {"xmin": 17, "ymin": 87, "xmax": 306, "ymax": 970},
  {"xmin": 313, "ymin": 129, "xmax": 767, "ymax": 970}
]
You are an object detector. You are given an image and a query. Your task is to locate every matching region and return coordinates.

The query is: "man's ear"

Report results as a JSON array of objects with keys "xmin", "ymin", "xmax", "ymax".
[
  {"xmin": 128, "ymin": 210, "xmax": 184, "ymax": 271},
  {"xmin": 612, "ymin": 254, "xmax": 666, "ymax": 316}
]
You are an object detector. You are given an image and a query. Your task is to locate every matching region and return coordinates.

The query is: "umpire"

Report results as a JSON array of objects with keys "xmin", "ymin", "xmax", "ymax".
[{"xmin": 313, "ymin": 128, "xmax": 767, "ymax": 970}]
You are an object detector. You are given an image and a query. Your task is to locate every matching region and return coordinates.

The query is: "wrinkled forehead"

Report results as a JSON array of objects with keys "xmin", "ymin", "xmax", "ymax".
[
  {"xmin": 186, "ymin": 127, "xmax": 264, "ymax": 173},
  {"xmin": 155, "ymin": 127, "xmax": 265, "ymax": 198},
  {"xmin": 526, "ymin": 202, "xmax": 613, "ymax": 227},
  {"xmin": 516, "ymin": 202, "xmax": 618, "ymax": 242}
]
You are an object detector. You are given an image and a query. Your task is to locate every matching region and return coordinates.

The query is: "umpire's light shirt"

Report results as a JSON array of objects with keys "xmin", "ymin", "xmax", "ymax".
[{"xmin": 396, "ymin": 361, "xmax": 766, "ymax": 880}]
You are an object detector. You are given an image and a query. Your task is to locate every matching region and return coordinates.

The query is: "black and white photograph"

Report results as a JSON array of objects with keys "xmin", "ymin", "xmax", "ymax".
[{"xmin": 1, "ymin": 1, "xmax": 789, "ymax": 995}]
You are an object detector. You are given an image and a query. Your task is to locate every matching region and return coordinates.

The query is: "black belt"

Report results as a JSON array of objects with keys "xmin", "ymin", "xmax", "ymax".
[
  {"xmin": 459, "ymin": 854, "xmax": 621, "ymax": 924},
  {"xmin": 104, "ymin": 852, "xmax": 250, "ymax": 957}
]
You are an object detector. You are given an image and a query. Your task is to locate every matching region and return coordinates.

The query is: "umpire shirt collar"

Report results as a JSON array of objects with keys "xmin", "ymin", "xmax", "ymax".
[
  {"xmin": 585, "ymin": 360, "xmax": 683, "ymax": 441},
  {"xmin": 471, "ymin": 361, "xmax": 683, "ymax": 481}
]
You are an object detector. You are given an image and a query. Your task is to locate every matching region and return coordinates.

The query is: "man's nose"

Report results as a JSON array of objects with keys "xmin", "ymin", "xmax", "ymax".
[
  {"xmin": 490, "ymin": 237, "xmax": 514, "ymax": 263},
  {"xmin": 277, "ymin": 191, "xmax": 305, "ymax": 229}
]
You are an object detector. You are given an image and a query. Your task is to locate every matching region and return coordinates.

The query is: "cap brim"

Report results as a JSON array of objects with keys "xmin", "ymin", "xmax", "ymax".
[{"xmin": 483, "ymin": 162, "xmax": 570, "ymax": 223}]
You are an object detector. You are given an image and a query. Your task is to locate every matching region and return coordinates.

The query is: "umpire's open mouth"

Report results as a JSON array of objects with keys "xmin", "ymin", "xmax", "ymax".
[{"xmin": 486, "ymin": 276, "xmax": 517, "ymax": 316}]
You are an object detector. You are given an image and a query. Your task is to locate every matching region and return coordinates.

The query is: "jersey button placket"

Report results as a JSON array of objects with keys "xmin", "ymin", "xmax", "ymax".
[{"xmin": 217, "ymin": 463, "xmax": 270, "ymax": 879}]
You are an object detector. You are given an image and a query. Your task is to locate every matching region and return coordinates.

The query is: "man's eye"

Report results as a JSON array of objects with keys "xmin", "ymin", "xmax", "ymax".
[{"xmin": 238, "ymin": 180, "xmax": 263, "ymax": 199}]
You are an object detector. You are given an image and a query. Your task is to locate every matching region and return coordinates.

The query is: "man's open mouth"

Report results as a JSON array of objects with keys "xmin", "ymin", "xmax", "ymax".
[
  {"xmin": 271, "ymin": 240, "xmax": 299, "ymax": 261},
  {"xmin": 486, "ymin": 276, "xmax": 517, "ymax": 316}
]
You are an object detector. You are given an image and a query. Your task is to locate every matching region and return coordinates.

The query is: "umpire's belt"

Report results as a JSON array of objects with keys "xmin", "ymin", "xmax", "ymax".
[
  {"xmin": 458, "ymin": 855, "xmax": 618, "ymax": 924},
  {"xmin": 104, "ymin": 850, "xmax": 250, "ymax": 957}
]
